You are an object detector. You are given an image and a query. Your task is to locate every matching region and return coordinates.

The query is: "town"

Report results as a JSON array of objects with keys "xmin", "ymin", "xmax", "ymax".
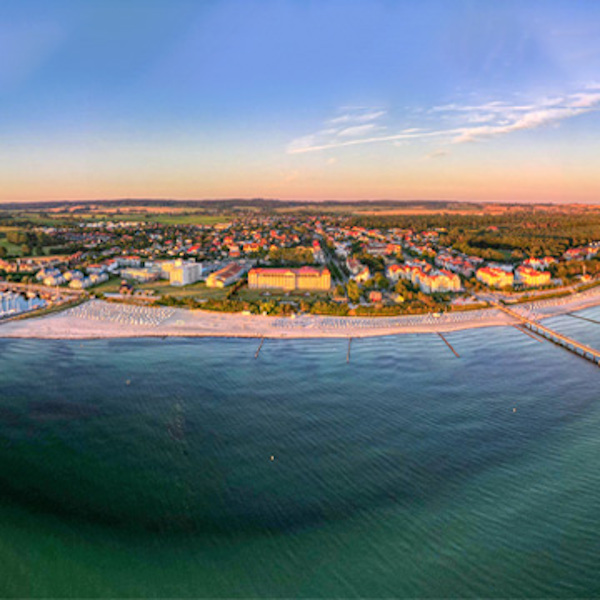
[{"xmin": 1, "ymin": 200, "xmax": 600, "ymax": 320}]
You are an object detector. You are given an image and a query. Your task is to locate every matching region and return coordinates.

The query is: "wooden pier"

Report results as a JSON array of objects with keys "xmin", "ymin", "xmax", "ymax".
[
  {"xmin": 566, "ymin": 313, "xmax": 600, "ymax": 326},
  {"xmin": 254, "ymin": 338, "xmax": 264, "ymax": 359},
  {"xmin": 496, "ymin": 304, "xmax": 600, "ymax": 367},
  {"xmin": 513, "ymin": 324, "xmax": 542, "ymax": 342},
  {"xmin": 437, "ymin": 332, "xmax": 460, "ymax": 358}
]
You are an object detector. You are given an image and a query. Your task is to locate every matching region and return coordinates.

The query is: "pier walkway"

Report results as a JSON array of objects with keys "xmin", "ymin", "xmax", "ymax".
[{"xmin": 495, "ymin": 303, "xmax": 600, "ymax": 367}]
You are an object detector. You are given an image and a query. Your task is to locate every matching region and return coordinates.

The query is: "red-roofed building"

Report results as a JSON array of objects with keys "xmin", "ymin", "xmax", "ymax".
[
  {"xmin": 476, "ymin": 266, "xmax": 514, "ymax": 288},
  {"xmin": 515, "ymin": 266, "xmax": 551, "ymax": 287}
]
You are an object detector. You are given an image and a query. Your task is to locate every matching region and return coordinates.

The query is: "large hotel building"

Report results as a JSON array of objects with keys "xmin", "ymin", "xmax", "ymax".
[{"xmin": 248, "ymin": 266, "xmax": 331, "ymax": 291}]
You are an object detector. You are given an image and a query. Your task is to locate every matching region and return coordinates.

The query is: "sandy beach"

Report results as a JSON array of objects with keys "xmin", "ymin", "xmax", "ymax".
[{"xmin": 1, "ymin": 286, "xmax": 600, "ymax": 340}]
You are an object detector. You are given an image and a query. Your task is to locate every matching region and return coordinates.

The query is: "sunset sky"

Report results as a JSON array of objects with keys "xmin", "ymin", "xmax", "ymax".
[{"xmin": 2, "ymin": 0, "xmax": 600, "ymax": 203}]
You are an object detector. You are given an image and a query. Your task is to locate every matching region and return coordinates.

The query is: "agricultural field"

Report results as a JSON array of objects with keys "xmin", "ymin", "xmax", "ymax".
[{"xmin": 1, "ymin": 210, "xmax": 232, "ymax": 227}]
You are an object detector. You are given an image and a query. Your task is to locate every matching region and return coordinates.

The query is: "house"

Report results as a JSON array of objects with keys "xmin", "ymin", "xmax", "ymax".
[
  {"xmin": 368, "ymin": 290, "xmax": 383, "ymax": 304},
  {"xmin": 69, "ymin": 278, "xmax": 92, "ymax": 289},
  {"xmin": 353, "ymin": 266, "xmax": 371, "ymax": 284},
  {"xmin": 346, "ymin": 257, "xmax": 363, "ymax": 275}
]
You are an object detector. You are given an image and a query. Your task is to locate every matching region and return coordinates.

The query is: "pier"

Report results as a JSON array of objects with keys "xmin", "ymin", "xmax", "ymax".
[
  {"xmin": 566, "ymin": 313, "xmax": 600, "ymax": 326},
  {"xmin": 513, "ymin": 324, "xmax": 542, "ymax": 342},
  {"xmin": 497, "ymin": 304, "xmax": 600, "ymax": 367},
  {"xmin": 254, "ymin": 338, "xmax": 264, "ymax": 359},
  {"xmin": 437, "ymin": 332, "xmax": 460, "ymax": 358}
]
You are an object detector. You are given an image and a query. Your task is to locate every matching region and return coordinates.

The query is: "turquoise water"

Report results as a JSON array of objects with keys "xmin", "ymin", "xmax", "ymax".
[{"xmin": 1, "ymin": 308, "xmax": 600, "ymax": 597}]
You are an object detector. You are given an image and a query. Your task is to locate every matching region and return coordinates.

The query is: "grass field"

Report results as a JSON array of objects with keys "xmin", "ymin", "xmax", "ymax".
[
  {"xmin": 0, "ymin": 237, "xmax": 23, "ymax": 256},
  {"xmin": 137, "ymin": 280, "xmax": 229, "ymax": 299},
  {"xmin": 7, "ymin": 213, "xmax": 71, "ymax": 226},
  {"xmin": 89, "ymin": 277, "xmax": 121, "ymax": 294},
  {"xmin": 236, "ymin": 287, "xmax": 329, "ymax": 303},
  {"xmin": 90, "ymin": 277, "xmax": 230, "ymax": 300},
  {"xmin": 8, "ymin": 211, "xmax": 232, "ymax": 227}
]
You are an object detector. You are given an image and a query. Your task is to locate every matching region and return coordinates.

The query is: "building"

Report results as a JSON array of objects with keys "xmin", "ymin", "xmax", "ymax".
[
  {"xmin": 515, "ymin": 266, "xmax": 551, "ymax": 287},
  {"xmin": 206, "ymin": 263, "xmax": 246, "ymax": 288},
  {"xmin": 69, "ymin": 278, "xmax": 92, "ymax": 289},
  {"xmin": 43, "ymin": 274, "xmax": 66, "ymax": 287},
  {"xmin": 89, "ymin": 272, "xmax": 109, "ymax": 285},
  {"xmin": 120, "ymin": 268, "xmax": 158, "ymax": 283},
  {"xmin": 417, "ymin": 269, "xmax": 461, "ymax": 293},
  {"xmin": 168, "ymin": 260, "xmax": 203, "ymax": 287},
  {"xmin": 391, "ymin": 262, "xmax": 460, "ymax": 293},
  {"xmin": 248, "ymin": 266, "xmax": 331, "ymax": 291},
  {"xmin": 476, "ymin": 266, "xmax": 514, "ymax": 288},
  {"xmin": 0, "ymin": 259, "xmax": 20, "ymax": 273},
  {"xmin": 386, "ymin": 263, "xmax": 408, "ymax": 282},
  {"xmin": 353, "ymin": 266, "xmax": 371, "ymax": 284},
  {"xmin": 523, "ymin": 257, "xmax": 556, "ymax": 270}
]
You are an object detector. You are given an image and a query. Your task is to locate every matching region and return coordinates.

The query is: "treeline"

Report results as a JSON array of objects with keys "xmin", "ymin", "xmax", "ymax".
[
  {"xmin": 0, "ymin": 229, "xmax": 56, "ymax": 257},
  {"xmin": 267, "ymin": 246, "xmax": 315, "ymax": 265},
  {"xmin": 353, "ymin": 211, "xmax": 600, "ymax": 258}
]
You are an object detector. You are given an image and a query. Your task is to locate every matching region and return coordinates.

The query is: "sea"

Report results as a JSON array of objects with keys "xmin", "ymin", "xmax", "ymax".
[{"xmin": 0, "ymin": 306, "xmax": 599, "ymax": 597}]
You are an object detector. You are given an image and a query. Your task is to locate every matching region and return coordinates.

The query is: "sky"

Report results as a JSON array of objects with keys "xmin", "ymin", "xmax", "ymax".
[{"xmin": 1, "ymin": 0, "xmax": 600, "ymax": 203}]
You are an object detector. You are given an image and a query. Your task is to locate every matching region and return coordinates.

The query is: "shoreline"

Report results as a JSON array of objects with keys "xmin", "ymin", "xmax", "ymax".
[{"xmin": 1, "ymin": 287, "xmax": 600, "ymax": 341}]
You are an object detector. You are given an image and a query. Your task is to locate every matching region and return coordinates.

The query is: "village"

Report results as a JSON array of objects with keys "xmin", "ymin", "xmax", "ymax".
[{"xmin": 1, "ymin": 209, "xmax": 600, "ymax": 319}]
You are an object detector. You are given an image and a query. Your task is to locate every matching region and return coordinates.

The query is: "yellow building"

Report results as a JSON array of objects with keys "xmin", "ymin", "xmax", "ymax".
[
  {"xmin": 516, "ymin": 266, "xmax": 551, "ymax": 287},
  {"xmin": 248, "ymin": 267, "xmax": 331, "ymax": 291},
  {"xmin": 476, "ymin": 267, "xmax": 514, "ymax": 288}
]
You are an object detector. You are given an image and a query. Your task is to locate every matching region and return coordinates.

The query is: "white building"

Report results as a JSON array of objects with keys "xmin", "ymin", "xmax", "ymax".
[{"xmin": 169, "ymin": 260, "xmax": 203, "ymax": 286}]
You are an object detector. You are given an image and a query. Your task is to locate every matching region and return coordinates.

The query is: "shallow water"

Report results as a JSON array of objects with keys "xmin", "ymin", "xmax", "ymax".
[{"xmin": 0, "ymin": 307, "xmax": 599, "ymax": 597}]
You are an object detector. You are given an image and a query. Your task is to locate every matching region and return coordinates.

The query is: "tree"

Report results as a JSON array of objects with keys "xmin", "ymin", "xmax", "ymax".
[
  {"xmin": 374, "ymin": 272, "xmax": 390, "ymax": 290},
  {"xmin": 346, "ymin": 280, "xmax": 361, "ymax": 303}
]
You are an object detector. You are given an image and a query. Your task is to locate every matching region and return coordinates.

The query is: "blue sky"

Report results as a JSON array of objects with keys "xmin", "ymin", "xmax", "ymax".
[{"xmin": 1, "ymin": 0, "xmax": 600, "ymax": 202}]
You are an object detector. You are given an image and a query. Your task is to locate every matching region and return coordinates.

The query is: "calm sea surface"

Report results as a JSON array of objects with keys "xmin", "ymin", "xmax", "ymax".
[{"xmin": 1, "ymin": 307, "xmax": 600, "ymax": 597}]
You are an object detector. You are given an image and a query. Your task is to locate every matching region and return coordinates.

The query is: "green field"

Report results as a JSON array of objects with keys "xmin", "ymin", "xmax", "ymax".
[
  {"xmin": 137, "ymin": 280, "xmax": 229, "ymax": 300},
  {"xmin": 90, "ymin": 277, "xmax": 230, "ymax": 301},
  {"xmin": 147, "ymin": 213, "xmax": 231, "ymax": 226},
  {"xmin": 2, "ymin": 210, "xmax": 232, "ymax": 227},
  {"xmin": 0, "ymin": 237, "xmax": 23, "ymax": 256},
  {"xmin": 6, "ymin": 213, "xmax": 71, "ymax": 227},
  {"xmin": 89, "ymin": 277, "xmax": 122, "ymax": 294},
  {"xmin": 236, "ymin": 286, "xmax": 329, "ymax": 303}
]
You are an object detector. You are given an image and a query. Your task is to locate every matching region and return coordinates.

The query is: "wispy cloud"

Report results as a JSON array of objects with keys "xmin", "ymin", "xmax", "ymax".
[
  {"xmin": 287, "ymin": 107, "xmax": 389, "ymax": 154},
  {"xmin": 337, "ymin": 123, "xmax": 380, "ymax": 138},
  {"xmin": 443, "ymin": 92, "xmax": 600, "ymax": 144},
  {"xmin": 328, "ymin": 109, "xmax": 386, "ymax": 125},
  {"xmin": 287, "ymin": 89, "xmax": 600, "ymax": 155}
]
